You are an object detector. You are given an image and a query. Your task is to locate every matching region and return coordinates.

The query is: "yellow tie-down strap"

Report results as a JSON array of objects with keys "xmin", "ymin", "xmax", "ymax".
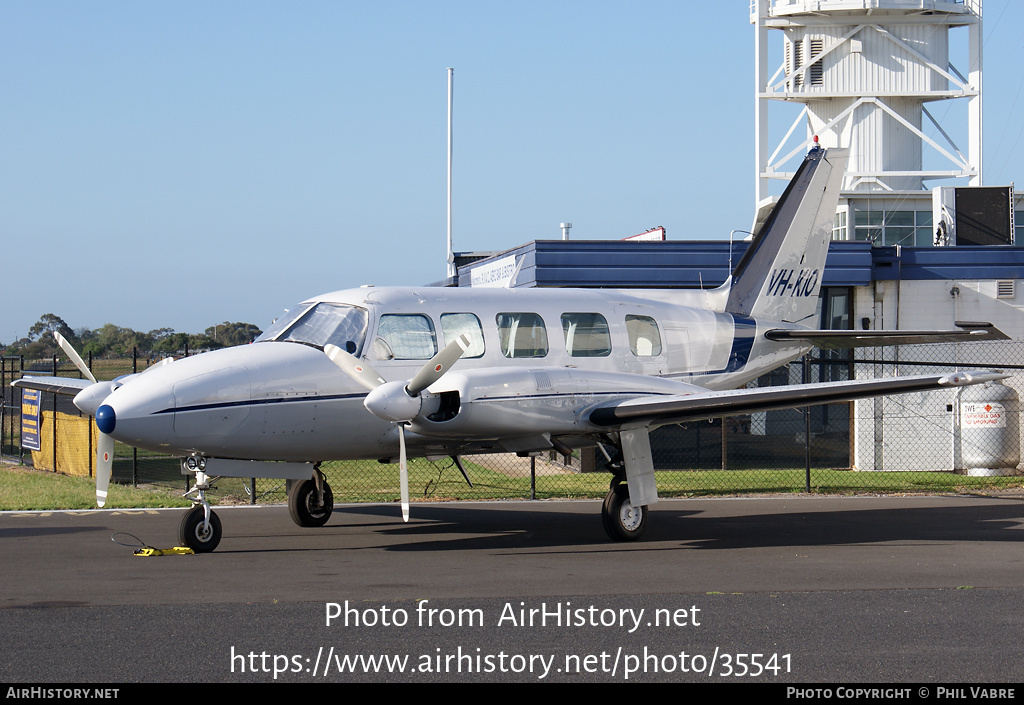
[{"xmin": 134, "ymin": 546, "xmax": 195, "ymax": 557}]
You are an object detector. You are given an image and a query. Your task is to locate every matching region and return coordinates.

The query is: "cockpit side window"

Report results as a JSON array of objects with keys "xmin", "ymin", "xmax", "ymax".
[
  {"xmin": 496, "ymin": 312, "xmax": 548, "ymax": 358},
  {"xmin": 265, "ymin": 303, "xmax": 368, "ymax": 355},
  {"xmin": 625, "ymin": 314, "xmax": 662, "ymax": 357},
  {"xmin": 561, "ymin": 312, "xmax": 611, "ymax": 357},
  {"xmin": 440, "ymin": 313, "xmax": 485, "ymax": 358},
  {"xmin": 373, "ymin": 314, "xmax": 438, "ymax": 360}
]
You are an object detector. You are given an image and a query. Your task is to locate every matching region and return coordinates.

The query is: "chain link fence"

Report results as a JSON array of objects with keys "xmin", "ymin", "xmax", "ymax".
[{"xmin": 4, "ymin": 339, "xmax": 1022, "ymax": 507}]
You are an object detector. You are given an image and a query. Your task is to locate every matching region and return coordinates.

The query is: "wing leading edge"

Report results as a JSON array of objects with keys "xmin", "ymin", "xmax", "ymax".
[
  {"xmin": 588, "ymin": 370, "xmax": 1008, "ymax": 428},
  {"xmin": 12, "ymin": 376, "xmax": 95, "ymax": 396}
]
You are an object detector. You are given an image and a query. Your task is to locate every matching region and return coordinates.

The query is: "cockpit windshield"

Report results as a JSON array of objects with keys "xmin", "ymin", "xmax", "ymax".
[
  {"xmin": 255, "ymin": 303, "xmax": 313, "ymax": 343},
  {"xmin": 255, "ymin": 302, "xmax": 368, "ymax": 355}
]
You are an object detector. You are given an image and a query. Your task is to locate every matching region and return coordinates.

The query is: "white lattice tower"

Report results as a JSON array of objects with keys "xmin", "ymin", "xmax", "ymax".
[{"xmin": 752, "ymin": 0, "xmax": 982, "ymax": 207}]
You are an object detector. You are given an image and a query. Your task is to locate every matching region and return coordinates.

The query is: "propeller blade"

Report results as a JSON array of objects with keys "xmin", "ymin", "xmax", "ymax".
[
  {"xmin": 96, "ymin": 432, "xmax": 113, "ymax": 507},
  {"xmin": 54, "ymin": 332, "xmax": 97, "ymax": 384},
  {"xmin": 324, "ymin": 344, "xmax": 387, "ymax": 391},
  {"xmin": 399, "ymin": 424, "xmax": 410, "ymax": 522},
  {"xmin": 406, "ymin": 333, "xmax": 472, "ymax": 397}
]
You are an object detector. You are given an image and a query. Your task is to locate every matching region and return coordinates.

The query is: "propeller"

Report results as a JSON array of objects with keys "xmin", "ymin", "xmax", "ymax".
[
  {"xmin": 53, "ymin": 332, "xmax": 112, "ymax": 507},
  {"xmin": 54, "ymin": 332, "xmax": 96, "ymax": 384},
  {"xmin": 324, "ymin": 333, "xmax": 472, "ymax": 521}
]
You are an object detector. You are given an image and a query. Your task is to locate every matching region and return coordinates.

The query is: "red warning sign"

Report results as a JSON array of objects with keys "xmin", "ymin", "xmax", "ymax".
[{"xmin": 961, "ymin": 402, "xmax": 1006, "ymax": 427}]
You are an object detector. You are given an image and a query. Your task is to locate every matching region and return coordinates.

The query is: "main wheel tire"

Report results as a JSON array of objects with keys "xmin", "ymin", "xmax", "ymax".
[
  {"xmin": 601, "ymin": 483, "xmax": 647, "ymax": 541},
  {"xmin": 178, "ymin": 506, "xmax": 222, "ymax": 553},
  {"xmin": 288, "ymin": 478, "xmax": 334, "ymax": 527}
]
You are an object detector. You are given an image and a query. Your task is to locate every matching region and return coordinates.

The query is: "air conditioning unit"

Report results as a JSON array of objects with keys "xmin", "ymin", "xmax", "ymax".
[{"xmin": 932, "ymin": 186, "xmax": 1015, "ymax": 246}]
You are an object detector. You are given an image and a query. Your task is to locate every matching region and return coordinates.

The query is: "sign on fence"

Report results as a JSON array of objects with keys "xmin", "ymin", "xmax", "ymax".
[{"xmin": 21, "ymin": 388, "xmax": 41, "ymax": 451}]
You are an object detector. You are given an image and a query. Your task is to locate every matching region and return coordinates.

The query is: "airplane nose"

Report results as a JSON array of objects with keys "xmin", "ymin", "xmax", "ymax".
[
  {"xmin": 97, "ymin": 377, "xmax": 175, "ymax": 451},
  {"xmin": 96, "ymin": 405, "xmax": 116, "ymax": 434}
]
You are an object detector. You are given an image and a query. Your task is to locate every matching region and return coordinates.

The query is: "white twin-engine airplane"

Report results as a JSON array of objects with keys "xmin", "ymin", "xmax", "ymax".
[{"xmin": 16, "ymin": 145, "xmax": 1008, "ymax": 552}]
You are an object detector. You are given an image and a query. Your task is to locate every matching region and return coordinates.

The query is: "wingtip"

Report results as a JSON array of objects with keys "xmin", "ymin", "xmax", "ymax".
[{"xmin": 938, "ymin": 370, "xmax": 1010, "ymax": 386}]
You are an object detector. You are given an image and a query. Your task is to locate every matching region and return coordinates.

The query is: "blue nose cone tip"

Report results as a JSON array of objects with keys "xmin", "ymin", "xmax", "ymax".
[{"xmin": 96, "ymin": 405, "xmax": 116, "ymax": 435}]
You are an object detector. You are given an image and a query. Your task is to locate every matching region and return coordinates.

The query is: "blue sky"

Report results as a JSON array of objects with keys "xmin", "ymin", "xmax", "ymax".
[{"xmin": 4, "ymin": 1, "xmax": 1023, "ymax": 343}]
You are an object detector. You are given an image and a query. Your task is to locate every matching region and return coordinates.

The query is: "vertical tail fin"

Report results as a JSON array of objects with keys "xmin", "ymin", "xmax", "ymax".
[{"xmin": 726, "ymin": 146, "xmax": 849, "ymax": 323}]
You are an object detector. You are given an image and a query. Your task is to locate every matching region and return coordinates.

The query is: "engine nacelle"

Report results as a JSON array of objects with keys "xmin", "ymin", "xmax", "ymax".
[{"xmin": 408, "ymin": 367, "xmax": 699, "ymax": 442}]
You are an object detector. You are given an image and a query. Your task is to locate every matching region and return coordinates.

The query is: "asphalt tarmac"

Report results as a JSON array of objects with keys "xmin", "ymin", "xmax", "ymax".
[{"xmin": 1, "ymin": 493, "xmax": 1023, "ymax": 684}]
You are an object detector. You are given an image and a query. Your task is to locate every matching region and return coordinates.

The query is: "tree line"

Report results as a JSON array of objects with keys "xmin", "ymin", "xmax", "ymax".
[{"xmin": 3, "ymin": 313, "xmax": 263, "ymax": 359}]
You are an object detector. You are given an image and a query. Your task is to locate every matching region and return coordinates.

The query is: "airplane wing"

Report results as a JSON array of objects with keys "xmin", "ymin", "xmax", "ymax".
[
  {"xmin": 764, "ymin": 321, "xmax": 1008, "ymax": 349},
  {"xmin": 11, "ymin": 376, "xmax": 95, "ymax": 396},
  {"xmin": 588, "ymin": 370, "xmax": 1007, "ymax": 428}
]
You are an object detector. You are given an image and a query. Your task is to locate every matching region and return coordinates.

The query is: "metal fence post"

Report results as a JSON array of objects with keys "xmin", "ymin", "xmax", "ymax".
[
  {"xmin": 51, "ymin": 355, "xmax": 58, "ymax": 473},
  {"xmin": 722, "ymin": 419, "xmax": 728, "ymax": 471},
  {"xmin": 804, "ymin": 354, "xmax": 811, "ymax": 492},
  {"xmin": 18, "ymin": 356, "xmax": 24, "ymax": 464},
  {"xmin": 132, "ymin": 347, "xmax": 138, "ymax": 487},
  {"xmin": 1, "ymin": 358, "xmax": 7, "ymax": 457}
]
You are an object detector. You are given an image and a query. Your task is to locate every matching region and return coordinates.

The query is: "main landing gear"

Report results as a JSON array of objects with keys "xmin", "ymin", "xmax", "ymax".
[
  {"xmin": 599, "ymin": 443, "xmax": 648, "ymax": 542},
  {"xmin": 288, "ymin": 465, "xmax": 334, "ymax": 528},
  {"xmin": 602, "ymin": 481, "xmax": 647, "ymax": 541}
]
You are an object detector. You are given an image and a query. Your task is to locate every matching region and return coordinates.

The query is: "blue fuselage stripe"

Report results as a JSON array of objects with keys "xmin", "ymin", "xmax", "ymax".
[{"xmin": 154, "ymin": 392, "xmax": 366, "ymax": 416}]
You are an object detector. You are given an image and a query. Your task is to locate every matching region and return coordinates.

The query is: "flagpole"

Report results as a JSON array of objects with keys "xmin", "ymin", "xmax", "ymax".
[{"xmin": 446, "ymin": 67, "xmax": 455, "ymax": 281}]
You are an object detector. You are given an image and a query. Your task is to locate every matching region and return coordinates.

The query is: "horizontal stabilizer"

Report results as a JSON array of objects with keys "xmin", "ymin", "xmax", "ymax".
[
  {"xmin": 764, "ymin": 321, "xmax": 1009, "ymax": 349},
  {"xmin": 589, "ymin": 371, "xmax": 1007, "ymax": 428}
]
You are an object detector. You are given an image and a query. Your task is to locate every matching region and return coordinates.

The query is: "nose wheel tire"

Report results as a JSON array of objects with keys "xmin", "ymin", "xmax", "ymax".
[
  {"xmin": 288, "ymin": 478, "xmax": 334, "ymax": 527},
  {"xmin": 178, "ymin": 506, "xmax": 222, "ymax": 553},
  {"xmin": 602, "ymin": 483, "xmax": 647, "ymax": 541}
]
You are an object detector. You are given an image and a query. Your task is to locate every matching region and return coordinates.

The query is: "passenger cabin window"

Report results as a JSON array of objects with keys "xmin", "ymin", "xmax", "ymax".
[
  {"xmin": 561, "ymin": 312, "xmax": 611, "ymax": 357},
  {"xmin": 496, "ymin": 312, "xmax": 548, "ymax": 358},
  {"xmin": 440, "ymin": 313, "xmax": 485, "ymax": 358},
  {"xmin": 625, "ymin": 314, "xmax": 662, "ymax": 357},
  {"xmin": 373, "ymin": 314, "xmax": 437, "ymax": 360}
]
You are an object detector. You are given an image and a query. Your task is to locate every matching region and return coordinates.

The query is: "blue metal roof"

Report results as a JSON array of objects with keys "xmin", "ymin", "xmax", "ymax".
[
  {"xmin": 874, "ymin": 245, "xmax": 1024, "ymax": 281},
  {"xmin": 457, "ymin": 241, "xmax": 1024, "ymax": 289}
]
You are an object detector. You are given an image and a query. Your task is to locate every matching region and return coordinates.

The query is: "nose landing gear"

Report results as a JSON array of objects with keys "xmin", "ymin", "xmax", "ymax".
[
  {"xmin": 179, "ymin": 454, "xmax": 222, "ymax": 552},
  {"xmin": 179, "ymin": 504, "xmax": 222, "ymax": 552}
]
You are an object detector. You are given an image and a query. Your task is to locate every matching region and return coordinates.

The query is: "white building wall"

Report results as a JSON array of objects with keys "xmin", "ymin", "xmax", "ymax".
[{"xmin": 851, "ymin": 277, "xmax": 1024, "ymax": 473}]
